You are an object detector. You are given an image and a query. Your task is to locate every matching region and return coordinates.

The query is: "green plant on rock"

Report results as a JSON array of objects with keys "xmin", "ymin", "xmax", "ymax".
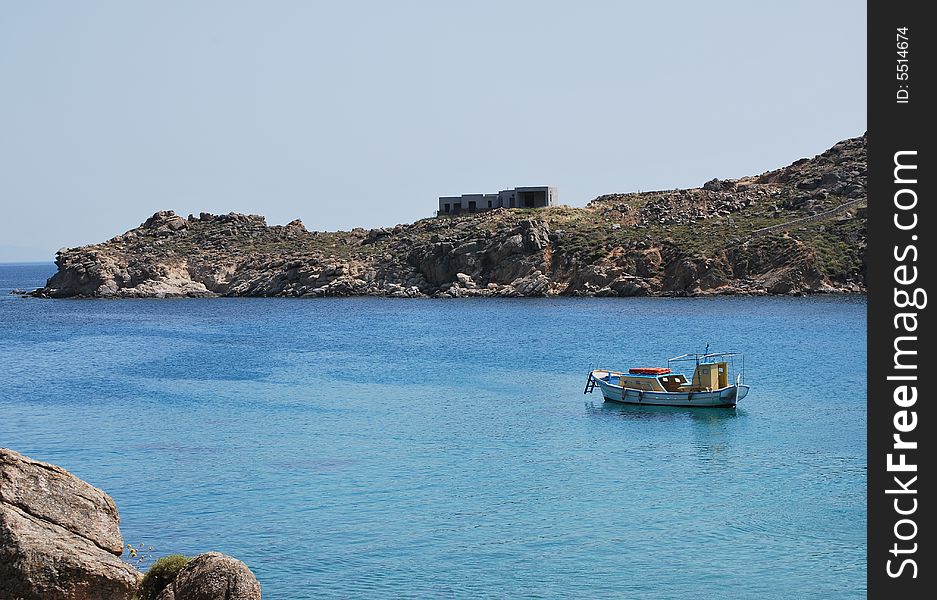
[{"xmin": 139, "ymin": 554, "xmax": 191, "ymax": 600}]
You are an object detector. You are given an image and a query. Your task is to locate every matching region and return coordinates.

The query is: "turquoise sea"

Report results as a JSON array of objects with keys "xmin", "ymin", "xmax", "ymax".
[{"xmin": 0, "ymin": 263, "xmax": 866, "ymax": 598}]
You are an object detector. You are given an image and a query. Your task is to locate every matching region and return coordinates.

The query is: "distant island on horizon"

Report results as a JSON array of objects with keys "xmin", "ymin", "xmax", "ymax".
[{"xmin": 30, "ymin": 134, "xmax": 866, "ymax": 299}]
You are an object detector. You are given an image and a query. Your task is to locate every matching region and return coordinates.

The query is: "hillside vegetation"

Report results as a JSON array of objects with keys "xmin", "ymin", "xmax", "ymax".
[{"xmin": 33, "ymin": 135, "xmax": 866, "ymax": 298}]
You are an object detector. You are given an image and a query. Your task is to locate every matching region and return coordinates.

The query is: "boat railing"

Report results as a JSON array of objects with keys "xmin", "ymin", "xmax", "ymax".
[
  {"xmin": 667, "ymin": 352, "xmax": 744, "ymax": 363},
  {"xmin": 667, "ymin": 352, "xmax": 745, "ymax": 386}
]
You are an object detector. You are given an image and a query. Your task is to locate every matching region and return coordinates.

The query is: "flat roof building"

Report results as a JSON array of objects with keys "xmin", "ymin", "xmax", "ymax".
[{"xmin": 438, "ymin": 186, "xmax": 557, "ymax": 216}]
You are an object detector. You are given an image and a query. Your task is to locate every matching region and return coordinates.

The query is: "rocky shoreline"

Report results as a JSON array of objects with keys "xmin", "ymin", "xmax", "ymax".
[
  {"xmin": 1, "ymin": 448, "xmax": 261, "ymax": 600},
  {"xmin": 30, "ymin": 135, "xmax": 866, "ymax": 299}
]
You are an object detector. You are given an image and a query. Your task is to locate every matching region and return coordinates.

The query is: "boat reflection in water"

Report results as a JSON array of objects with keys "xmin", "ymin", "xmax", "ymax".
[{"xmin": 584, "ymin": 399, "xmax": 743, "ymax": 423}]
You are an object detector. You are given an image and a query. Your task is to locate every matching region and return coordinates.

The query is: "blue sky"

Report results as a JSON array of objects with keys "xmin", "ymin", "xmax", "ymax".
[{"xmin": 0, "ymin": 1, "xmax": 865, "ymax": 262}]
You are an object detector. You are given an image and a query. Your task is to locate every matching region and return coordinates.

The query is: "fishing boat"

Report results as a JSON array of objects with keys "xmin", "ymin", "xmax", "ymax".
[{"xmin": 584, "ymin": 352, "xmax": 749, "ymax": 407}]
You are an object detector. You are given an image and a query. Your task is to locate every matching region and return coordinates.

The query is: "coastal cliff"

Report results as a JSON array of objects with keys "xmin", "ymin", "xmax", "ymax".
[{"xmin": 33, "ymin": 135, "xmax": 866, "ymax": 299}]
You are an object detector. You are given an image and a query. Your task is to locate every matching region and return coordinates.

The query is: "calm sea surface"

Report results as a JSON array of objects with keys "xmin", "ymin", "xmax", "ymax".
[{"xmin": 0, "ymin": 263, "xmax": 866, "ymax": 599}]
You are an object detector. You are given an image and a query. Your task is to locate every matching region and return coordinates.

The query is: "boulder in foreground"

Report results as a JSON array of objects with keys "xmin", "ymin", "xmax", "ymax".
[
  {"xmin": 0, "ymin": 447, "xmax": 142, "ymax": 600},
  {"xmin": 155, "ymin": 552, "xmax": 261, "ymax": 600}
]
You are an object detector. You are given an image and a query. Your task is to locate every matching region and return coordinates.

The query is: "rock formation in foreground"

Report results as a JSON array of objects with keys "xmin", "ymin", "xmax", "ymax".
[
  {"xmin": 32, "ymin": 135, "xmax": 866, "ymax": 299},
  {"xmin": 0, "ymin": 448, "xmax": 142, "ymax": 600},
  {"xmin": 155, "ymin": 552, "xmax": 261, "ymax": 600},
  {"xmin": 1, "ymin": 448, "xmax": 262, "ymax": 600}
]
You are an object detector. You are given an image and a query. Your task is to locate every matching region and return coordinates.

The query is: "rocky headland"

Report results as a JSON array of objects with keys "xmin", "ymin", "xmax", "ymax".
[{"xmin": 32, "ymin": 135, "xmax": 866, "ymax": 299}]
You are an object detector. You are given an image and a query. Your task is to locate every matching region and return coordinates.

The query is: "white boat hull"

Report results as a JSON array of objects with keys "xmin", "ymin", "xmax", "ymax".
[{"xmin": 593, "ymin": 376, "xmax": 748, "ymax": 407}]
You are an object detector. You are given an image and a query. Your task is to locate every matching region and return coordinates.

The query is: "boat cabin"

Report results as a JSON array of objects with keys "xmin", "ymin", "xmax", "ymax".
[
  {"xmin": 611, "ymin": 361, "xmax": 730, "ymax": 392},
  {"xmin": 690, "ymin": 361, "xmax": 729, "ymax": 391},
  {"xmin": 614, "ymin": 372, "xmax": 667, "ymax": 392}
]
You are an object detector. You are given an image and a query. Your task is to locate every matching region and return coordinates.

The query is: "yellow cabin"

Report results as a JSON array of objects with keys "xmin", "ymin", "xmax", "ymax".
[{"xmin": 690, "ymin": 361, "xmax": 729, "ymax": 391}]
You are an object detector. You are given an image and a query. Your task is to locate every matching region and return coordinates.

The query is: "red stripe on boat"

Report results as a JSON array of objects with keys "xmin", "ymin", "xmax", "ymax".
[{"xmin": 628, "ymin": 367, "xmax": 671, "ymax": 375}]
